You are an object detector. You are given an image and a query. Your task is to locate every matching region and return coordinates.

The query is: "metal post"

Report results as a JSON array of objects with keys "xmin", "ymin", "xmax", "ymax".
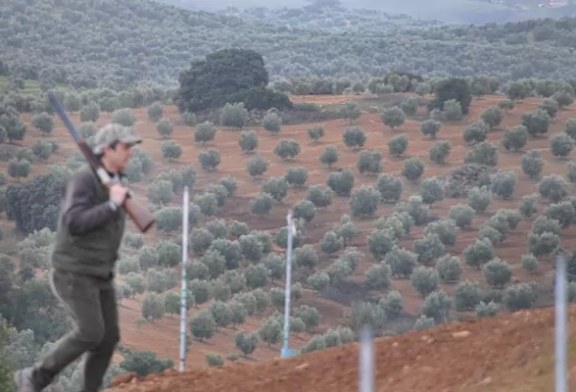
[
  {"xmin": 555, "ymin": 254, "xmax": 568, "ymax": 392},
  {"xmin": 281, "ymin": 210, "xmax": 296, "ymax": 358},
  {"xmin": 178, "ymin": 186, "xmax": 190, "ymax": 372},
  {"xmin": 359, "ymin": 325, "xmax": 374, "ymax": 392}
]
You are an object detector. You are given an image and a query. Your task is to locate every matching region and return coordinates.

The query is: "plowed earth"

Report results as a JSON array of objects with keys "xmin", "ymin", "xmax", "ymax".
[{"xmin": 108, "ymin": 305, "xmax": 576, "ymax": 392}]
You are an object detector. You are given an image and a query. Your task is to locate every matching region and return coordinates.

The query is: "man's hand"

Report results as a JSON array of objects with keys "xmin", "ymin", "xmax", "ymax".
[{"xmin": 109, "ymin": 183, "xmax": 128, "ymax": 206}]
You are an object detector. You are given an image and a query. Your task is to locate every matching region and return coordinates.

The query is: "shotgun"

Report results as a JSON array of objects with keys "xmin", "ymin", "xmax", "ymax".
[{"xmin": 47, "ymin": 91, "xmax": 155, "ymax": 233}]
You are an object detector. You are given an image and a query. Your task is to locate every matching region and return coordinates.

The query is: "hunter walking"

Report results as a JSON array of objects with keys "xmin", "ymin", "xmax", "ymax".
[{"xmin": 14, "ymin": 123, "xmax": 143, "ymax": 392}]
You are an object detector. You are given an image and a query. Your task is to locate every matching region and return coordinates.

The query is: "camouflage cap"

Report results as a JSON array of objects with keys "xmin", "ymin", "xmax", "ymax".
[{"xmin": 93, "ymin": 123, "xmax": 142, "ymax": 154}]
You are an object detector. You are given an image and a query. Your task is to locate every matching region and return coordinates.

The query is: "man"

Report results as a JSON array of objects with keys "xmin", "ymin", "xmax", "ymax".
[{"xmin": 14, "ymin": 123, "xmax": 143, "ymax": 392}]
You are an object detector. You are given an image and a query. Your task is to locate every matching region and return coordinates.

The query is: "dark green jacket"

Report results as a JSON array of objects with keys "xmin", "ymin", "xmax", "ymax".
[{"xmin": 51, "ymin": 165, "xmax": 125, "ymax": 279}]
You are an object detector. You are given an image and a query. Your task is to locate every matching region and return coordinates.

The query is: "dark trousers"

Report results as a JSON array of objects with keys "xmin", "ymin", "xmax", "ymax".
[{"xmin": 33, "ymin": 270, "xmax": 120, "ymax": 392}]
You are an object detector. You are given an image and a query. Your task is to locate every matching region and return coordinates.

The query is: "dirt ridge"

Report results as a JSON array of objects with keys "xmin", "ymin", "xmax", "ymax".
[{"xmin": 107, "ymin": 305, "xmax": 576, "ymax": 392}]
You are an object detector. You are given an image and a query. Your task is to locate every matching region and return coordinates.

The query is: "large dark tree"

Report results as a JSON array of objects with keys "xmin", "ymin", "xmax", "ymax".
[
  {"xmin": 176, "ymin": 48, "xmax": 291, "ymax": 112},
  {"xmin": 430, "ymin": 77, "xmax": 473, "ymax": 115}
]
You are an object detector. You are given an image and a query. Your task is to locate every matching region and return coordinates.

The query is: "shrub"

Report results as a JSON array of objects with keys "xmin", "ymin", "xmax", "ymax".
[
  {"xmin": 357, "ymin": 150, "xmax": 382, "ymax": 175},
  {"xmin": 538, "ymin": 175, "xmax": 569, "ymax": 202},
  {"xmin": 419, "ymin": 177, "xmax": 444, "ymax": 205},
  {"xmin": 349, "ymin": 185, "xmax": 381, "ymax": 218},
  {"xmin": 388, "ymin": 134, "xmax": 408, "ymax": 157},
  {"xmin": 521, "ymin": 109, "xmax": 550, "ymax": 136},
  {"xmin": 413, "ymin": 234, "xmax": 446, "ymax": 265},
  {"xmin": 320, "ymin": 231, "xmax": 344, "ymax": 255},
  {"xmin": 468, "ymin": 186, "xmax": 491, "ymax": 214},
  {"xmin": 481, "ymin": 106, "xmax": 503, "ymax": 130},
  {"xmin": 464, "ymin": 239, "xmax": 494, "ymax": 270},
  {"xmin": 521, "ymin": 150, "xmax": 543, "ymax": 179},
  {"xmin": 274, "ymin": 139, "xmax": 300, "ymax": 160},
  {"xmin": 421, "ymin": 290, "xmax": 452, "ymax": 323},
  {"xmin": 429, "ymin": 141, "xmax": 451, "ymax": 164},
  {"xmin": 565, "ymin": 118, "xmax": 576, "ymax": 140},
  {"xmin": 285, "ymin": 167, "xmax": 308, "ymax": 187},
  {"xmin": 365, "ymin": 263, "xmax": 392, "ymax": 290},
  {"xmin": 250, "ymin": 194, "xmax": 274, "ymax": 215},
  {"xmin": 319, "ymin": 145, "xmax": 339, "ymax": 168},
  {"xmin": 411, "ymin": 266, "xmax": 439, "ymax": 297},
  {"xmin": 502, "ymin": 125, "xmax": 528, "ymax": 152},
  {"xmin": 522, "ymin": 254, "xmax": 539, "ymax": 274},
  {"xmin": 190, "ymin": 310, "xmax": 216, "ymax": 341},
  {"xmin": 402, "ymin": 157, "xmax": 425, "ymax": 181},
  {"xmin": 375, "ymin": 174, "xmax": 402, "ymax": 204},
  {"xmin": 343, "ymin": 127, "xmax": 366, "ymax": 149},
  {"xmin": 246, "ymin": 154, "xmax": 269, "ymax": 177},
  {"xmin": 261, "ymin": 177, "xmax": 288, "ymax": 202},
  {"xmin": 198, "ymin": 149, "xmax": 221, "ymax": 171},
  {"xmin": 463, "ymin": 122, "xmax": 488, "ymax": 144},
  {"xmin": 421, "ymin": 119, "xmax": 441, "ymax": 139},
  {"xmin": 519, "ymin": 194, "xmax": 539, "ymax": 218},
  {"xmin": 454, "ymin": 280, "xmax": 483, "ymax": 311},
  {"xmin": 436, "ymin": 255, "xmax": 462, "ymax": 284},
  {"xmin": 465, "ymin": 141, "xmax": 498, "ymax": 166},
  {"xmin": 262, "ymin": 112, "xmax": 282, "ymax": 134},
  {"xmin": 239, "ymin": 129, "xmax": 258, "ymax": 153},
  {"xmin": 156, "ymin": 118, "xmax": 174, "ymax": 138},
  {"xmin": 161, "ymin": 141, "xmax": 182, "ymax": 161},
  {"xmin": 443, "ymin": 99, "xmax": 463, "ymax": 121},
  {"xmin": 220, "ymin": 102, "xmax": 248, "ymax": 128},
  {"xmin": 292, "ymin": 200, "xmax": 316, "ymax": 222},
  {"xmin": 308, "ymin": 125, "xmax": 324, "ymax": 142},
  {"xmin": 147, "ymin": 102, "xmax": 163, "ymax": 122},
  {"xmin": 327, "ymin": 169, "xmax": 355, "ymax": 196},
  {"xmin": 550, "ymin": 133, "xmax": 574, "ymax": 158},
  {"xmin": 182, "ymin": 111, "xmax": 197, "ymax": 126},
  {"xmin": 306, "ymin": 185, "xmax": 334, "ymax": 208},
  {"xmin": 490, "ymin": 171, "xmax": 516, "ymax": 199},
  {"xmin": 424, "ymin": 219, "xmax": 458, "ymax": 246},
  {"xmin": 381, "ymin": 106, "xmax": 405, "ymax": 130},
  {"xmin": 379, "ymin": 291, "xmax": 404, "ymax": 320},
  {"xmin": 383, "ymin": 247, "xmax": 418, "ymax": 278},
  {"xmin": 539, "ymin": 98, "xmax": 559, "ymax": 118},
  {"xmin": 448, "ymin": 204, "xmax": 475, "ymax": 229},
  {"xmin": 195, "ymin": 121, "xmax": 217, "ymax": 144},
  {"xmin": 475, "ymin": 301, "xmax": 500, "ymax": 318},
  {"xmin": 482, "ymin": 258, "xmax": 512, "ymax": 288},
  {"xmin": 503, "ymin": 283, "xmax": 537, "ymax": 311}
]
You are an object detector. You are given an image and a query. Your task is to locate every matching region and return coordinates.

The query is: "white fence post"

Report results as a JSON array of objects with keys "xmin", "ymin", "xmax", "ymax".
[
  {"xmin": 178, "ymin": 186, "xmax": 190, "ymax": 372},
  {"xmin": 281, "ymin": 210, "xmax": 296, "ymax": 358},
  {"xmin": 359, "ymin": 325, "xmax": 374, "ymax": 392},
  {"xmin": 555, "ymin": 254, "xmax": 568, "ymax": 392}
]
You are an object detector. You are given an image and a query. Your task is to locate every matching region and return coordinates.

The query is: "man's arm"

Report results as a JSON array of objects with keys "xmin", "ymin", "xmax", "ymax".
[{"xmin": 61, "ymin": 172, "xmax": 118, "ymax": 236}]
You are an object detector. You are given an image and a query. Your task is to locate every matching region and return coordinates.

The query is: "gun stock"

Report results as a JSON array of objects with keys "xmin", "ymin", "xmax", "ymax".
[{"xmin": 124, "ymin": 195, "xmax": 156, "ymax": 233}]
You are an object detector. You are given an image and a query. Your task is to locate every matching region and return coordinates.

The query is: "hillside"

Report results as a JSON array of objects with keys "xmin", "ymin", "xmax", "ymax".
[
  {"xmin": 3, "ymin": 0, "xmax": 576, "ymax": 89},
  {"xmin": 4, "ymin": 90, "xmax": 576, "ymax": 383},
  {"xmin": 107, "ymin": 304, "xmax": 576, "ymax": 392}
]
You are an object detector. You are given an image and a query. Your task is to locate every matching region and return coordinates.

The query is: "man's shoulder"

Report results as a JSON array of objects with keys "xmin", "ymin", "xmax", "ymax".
[{"xmin": 69, "ymin": 165, "xmax": 96, "ymax": 186}]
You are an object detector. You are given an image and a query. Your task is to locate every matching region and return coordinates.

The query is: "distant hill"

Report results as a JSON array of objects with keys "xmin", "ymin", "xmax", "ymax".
[
  {"xmin": 3, "ymin": 0, "xmax": 576, "ymax": 90},
  {"xmin": 217, "ymin": 3, "xmax": 443, "ymax": 33},
  {"xmin": 158, "ymin": 0, "xmax": 576, "ymax": 24}
]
